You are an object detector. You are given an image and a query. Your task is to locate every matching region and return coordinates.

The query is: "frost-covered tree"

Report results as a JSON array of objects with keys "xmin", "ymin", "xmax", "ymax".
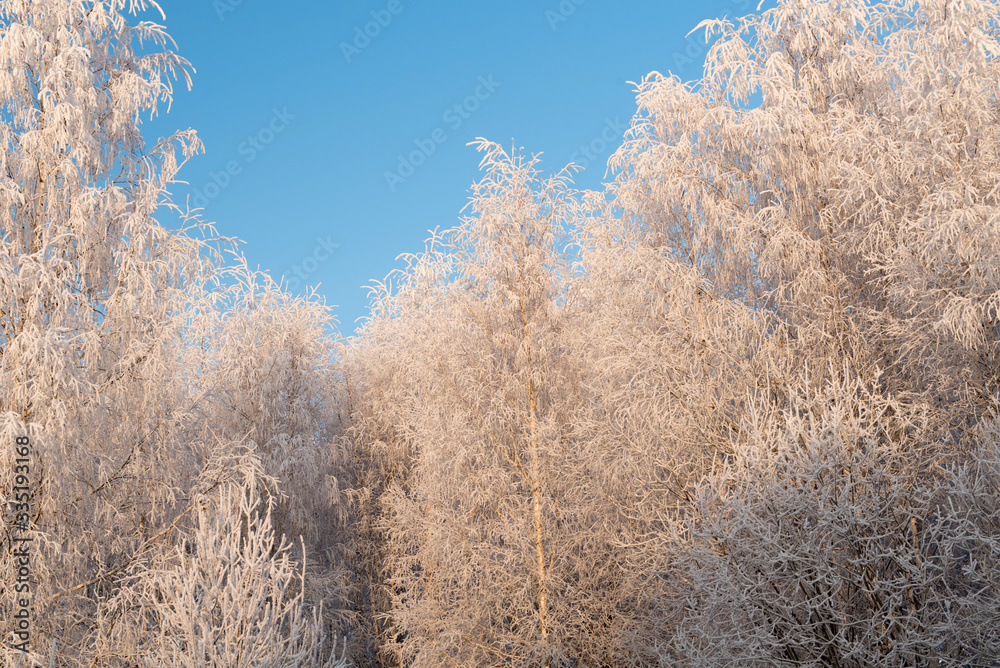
[
  {"xmin": 0, "ymin": 2, "xmax": 346, "ymax": 665},
  {"xmin": 190, "ymin": 261, "xmax": 352, "ymax": 626},
  {"xmin": 105, "ymin": 451, "xmax": 349, "ymax": 668},
  {"xmin": 597, "ymin": 0, "xmax": 1000, "ymax": 663},
  {"xmin": 339, "ymin": 275, "xmax": 430, "ymax": 668},
  {"xmin": 572, "ymin": 191, "xmax": 777, "ymax": 663},
  {"xmin": 344, "ymin": 142, "xmax": 645, "ymax": 667},
  {"xmin": 0, "ymin": 1, "xmax": 212, "ymax": 663},
  {"xmin": 673, "ymin": 370, "xmax": 1000, "ymax": 667},
  {"xmin": 611, "ymin": 0, "xmax": 1000, "ymax": 426}
]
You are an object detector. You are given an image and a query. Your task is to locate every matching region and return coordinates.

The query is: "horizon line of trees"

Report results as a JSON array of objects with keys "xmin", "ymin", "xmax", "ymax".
[{"xmin": 3, "ymin": 0, "xmax": 1000, "ymax": 666}]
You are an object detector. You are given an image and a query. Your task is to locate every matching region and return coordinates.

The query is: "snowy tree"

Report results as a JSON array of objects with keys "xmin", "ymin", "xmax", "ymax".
[
  {"xmin": 0, "ymin": 0, "xmax": 212, "ymax": 663},
  {"xmin": 673, "ymin": 370, "xmax": 1000, "ymax": 666},
  {"xmin": 610, "ymin": 0, "xmax": 1000, "ymax": 428},
  {"xmin": 190, "ymin": 260, "xmax": 352, "ymax": 626},
  {"xmin": 572, "ymin": 190, "xmax": 777, "ymax": 663},
  {"xmin": 598, "ymin": 0, "xmax": 1000, "ymax": 663},
  {"xmin": 0, "ymin": 2, "xmax": 347, "ymax": 664},
  {"xmin": 105, "ymin": 450, "xmax": 349, "ymax": 668},
  {"xmin": 342, "ymin": 142, "xmax": 648, "ymax": 667},
  {"xmin": 339, "ymin": 275, "xmax": 431, "ymax": 668}
]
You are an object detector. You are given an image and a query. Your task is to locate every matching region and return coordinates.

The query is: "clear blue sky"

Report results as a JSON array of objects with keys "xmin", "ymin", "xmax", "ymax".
[{"xmin": 145, "ymin": 0, "xmax": 755, "ymax": 333}]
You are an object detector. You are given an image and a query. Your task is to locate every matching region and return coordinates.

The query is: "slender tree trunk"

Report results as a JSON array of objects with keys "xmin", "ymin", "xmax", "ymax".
[{"xmin": 527, "ymin": 374, "xmax": 550, "ymax": 664}]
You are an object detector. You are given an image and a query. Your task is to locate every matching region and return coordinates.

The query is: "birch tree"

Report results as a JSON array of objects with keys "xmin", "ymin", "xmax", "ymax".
[
  {"xmin": 610, "ymin": 0, "xmax": 1000, "ymax": 427},
  {"xmin": 0, "ymin": 2, "xmax": 346, "ymax": 664},
  {"xmin": 599, "ymin": 0, "xmax": 1000, "ymax": 663},
  {"xmin": 342, "ymin": 142, "xmax": 641, "ymax": 667},
  {"xmin": 0, "ymin": 1, "xmax": 213, "ymax": 663},
  {"xmin": 674, "ymin": 369, "xmax": 1000, "ymax": 667},
  {"xmin": 573, "ymin": 191, "xmax": 778, "ymax": 663}
]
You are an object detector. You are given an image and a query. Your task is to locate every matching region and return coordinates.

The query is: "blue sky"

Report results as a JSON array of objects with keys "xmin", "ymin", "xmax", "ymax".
[{"xmin": 145, "ymin": 0, "xmax": 755, "ymax": 333}]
